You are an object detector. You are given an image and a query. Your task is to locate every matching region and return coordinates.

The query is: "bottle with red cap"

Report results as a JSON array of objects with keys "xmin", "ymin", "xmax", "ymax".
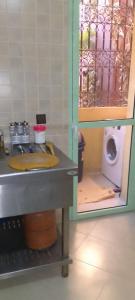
[{"xmin": 33, "ymin": 124, "xmax": 47, "ymax": 144}]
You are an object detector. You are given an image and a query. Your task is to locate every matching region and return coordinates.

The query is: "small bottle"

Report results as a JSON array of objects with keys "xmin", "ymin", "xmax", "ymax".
[
  {"xmin": 9, "ymin": 122, "xmax": 19, "ymax": 144},
  {"xmin": 22, "ymin": 121, "xmax": 30, "ymax": 143},
  {"xmin": 9, "ymin": 122, "xmax": 15, "ymax": 136},
  {"xmin": 33, "ymin": 125, "xmax": 47, "ymax": 144},
  {"xmin": 0, "ymin": 129, "xmax": 4, "ymax": 154},
  {"xmin": 16, "ymin": 122, "xmax": 23, "ymax": 135}
]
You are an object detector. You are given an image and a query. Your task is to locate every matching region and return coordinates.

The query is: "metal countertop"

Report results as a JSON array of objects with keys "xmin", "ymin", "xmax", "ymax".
[
  {"xmin": 0, "ymin": 146, "xmax": 77, "ymax": 180},
  {"xmin": 0, "ymin": 146, "xmax": 77, "ymax": 218}
]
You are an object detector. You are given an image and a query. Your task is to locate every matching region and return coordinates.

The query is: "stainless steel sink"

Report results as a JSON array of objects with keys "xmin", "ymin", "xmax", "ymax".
[
  {"xmin": 0, "ymin": 146, "xmax": 77, "ymax": 218},
  {"xmin": 0, "ymin": 146, "xmax": 77, "ymax": 279}
]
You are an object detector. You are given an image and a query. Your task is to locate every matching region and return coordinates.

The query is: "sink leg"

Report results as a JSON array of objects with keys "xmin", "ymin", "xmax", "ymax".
[
  {"xmin": 61, "ymin": 207, "xmax": 69, "ymax": 278},
  {"xmin": 62, "ymin": 264, "xmax": 69, "ymax": 278}
]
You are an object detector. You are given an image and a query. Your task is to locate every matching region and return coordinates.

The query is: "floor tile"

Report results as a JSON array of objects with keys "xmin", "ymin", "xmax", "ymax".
[
  {"xmin": 75, "ymin": 234, "xmax": 135, "ymax": 279},
  {"xmin": 90, "ymin": 212, "xmax": 135, "ymax": 249},
  {"xmin": 1, "ymin": 213, "xmax": 135, "ymax": 299},
  {"xmin": 69, "ymin": 228, "xmax": 87, "ymax": 255},
  {"xmin": 70, "ymin": 219, "xmax": 97, "ymax": 235},
  {"xmin": 0, "ymin": 261, "xmax": 109, "ymax": 300},
  {"xmin": 98, "ymin": 276, "xmax": 135, "ymax": 300},
  {"xmin": 44, "ymin": 261, "xmax": 109, "ymax": 300}
]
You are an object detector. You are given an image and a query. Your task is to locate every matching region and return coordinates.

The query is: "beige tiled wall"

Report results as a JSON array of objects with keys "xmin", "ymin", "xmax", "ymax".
[{"xmin": 0, "ymin": 0, "xmax": 69, "ymax": 154}]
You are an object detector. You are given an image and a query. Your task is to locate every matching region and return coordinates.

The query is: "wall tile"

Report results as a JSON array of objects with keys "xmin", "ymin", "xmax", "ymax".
[
  {"xmin": 37, "ymin": 0, "xmax": 50, "ymax": 14},
  {"xmin": 7, "ymin": 0, "xmax": 23, "ymax": 13},
  {"xmin": 26, "ymin": 98, "xmax": 38, "ymax": 112},
  {"xmin": 38, "ymin": 59, "xmax": 50, "ymax": 73},
  {"xmin": 8, "ymin": 27, "xmax": 22, "ymax": 42},
  {"xmin": 36, "ymin": 28, "xmax": 51, "ymax": 44},
  {"xmin": 37, "ymin": 44, "xmax": 52, "ymax": 59},
  {"xmin": 50, "ymin": 30, "xmax": 64, "ymax": 45},
  {"xmin": 8, "ymin": 42, "xmax": 23, "ymax": 57},
  {"xmin": 13, "ymin": 111, "xmax": 26, "ymax": 122},
  {"xmin": 37, "ymin": 14, "xmax": 50, "ymax": 29},
  {"xmin": 0, "ymin": 56, "xmax": 9, "ymax": 71},
  {"xmin": 10, "ymin": 71, "xmax": 24, "ymax": 85},
  {"xmin": 25, "ymin": 112, "xmax": 36, "ymax": 124},
  {"xmin": 22, "ymin": 28, "xmax": 36, "ymax": 43},
  {"xmin": 0, "ymin": 0, "xmax": 69, "ymax": 153},
  {"xmin": 51, "ymin": 13, "xmax": 63, "ymax": 31},
  {"xmin": 38, "ymin": 71, "xmax": 51, "ymax": 86},
  {"xmin": 0, "ymin": 112, "xmax": 13, "ymax": 126},
  {"xmin": 22, "ymin": 0, "xmax": 36, "ymax": 14},
  {"xmin": 0, "ymin": 85, "xmax": 11, "ymax": 99},
  {"xmin": 23, "ymin": 43, "xmax": 36, "ymax": 57},
  {"xmin": 25, "ymin": 71, "xmax": 38, "ymax": 86},
  {"xmin": 38, "ymin": 86, "xmax": 51, "ymax": 101},
  {"xmin": 50, "ymin": 0, "xmax": 64, "ymax": 16},
  {"xmin": 11, "ymin": 85, "xmax": 25, "ymax": 100},
  {"xmin": 9, "ymin": 57, "xmax": 23, "ymax": 72},
  {"xmin": 0, "ymin": 27, "xmax": 8, "ymax": 42},
  {"xmin": 7, "ymin": 12, "xmax": 22, "ymax": 27},
  {"xmin": 0, "ymin": 100, "xmax": 11, "ymax": 112},
  {"xmin": 22, "ymin": 14, "xmax": 35, "ymax": 28},
  {"xmin": 0, "ymin": 13, "xmax": 8, "ymax": 27},
  {"xmin": 0, "ymin": 71, "xmax": 10, "ymax": 85},
  {"xmin": 50, "ymin": 85, "xmax": 64, "ymax": 99},
  {"xmin": 39, "ymin": 99, "xmax": 51, "ymax": 113},
  {"xmin": 0, "ymin": 0, "xmax": 7, "ymax": 12},
  {"xmin": 25, "ymin": 86, "xmax": 38, "ymax": 99},
  {"xmin": 12, "ymin": 99, "xmax": 25, "ymax": 112},
  {"xmin": 23, "ymin": 57, "xmax": 37, "ymax": 72},
  {"xmin": 50, "ymin": 70, "xmax": 64, "ymax": 85},
  {"xmin": 0, "ymin": 42, "xmax": 8, "ymax": 55},
  {"xmin": 50, "ymin": 44, "xmax": 64, "ymax": 59}
]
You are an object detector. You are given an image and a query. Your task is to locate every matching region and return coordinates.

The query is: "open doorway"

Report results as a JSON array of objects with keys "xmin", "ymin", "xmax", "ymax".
[
  {"xmin": 77, "ymin": 126, "xmax": 132, "ymax": 212},
  {"xmin": 70, "ymin": 0, "xmax": 135, "ymax": 218}
]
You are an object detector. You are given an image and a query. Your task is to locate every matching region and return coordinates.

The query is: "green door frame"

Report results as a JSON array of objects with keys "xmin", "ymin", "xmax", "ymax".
[{"xmin": 68, "ymin": 0, "xmax": 135, "ymax": 220}]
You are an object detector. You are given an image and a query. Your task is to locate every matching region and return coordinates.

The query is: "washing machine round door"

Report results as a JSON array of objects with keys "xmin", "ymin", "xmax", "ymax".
[{"xmin": 105, "ymin": 135, "xmax": 119, "ymax": 165}]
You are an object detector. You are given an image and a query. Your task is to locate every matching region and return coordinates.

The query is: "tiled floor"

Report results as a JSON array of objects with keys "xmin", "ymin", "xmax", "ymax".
[{"xmin": 1, "ymin": 212, "xmax": 135, "ymax": 299}]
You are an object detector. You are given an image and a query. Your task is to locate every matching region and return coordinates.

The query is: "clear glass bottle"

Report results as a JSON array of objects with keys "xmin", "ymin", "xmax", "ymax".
[{"xmin": 0, "ymin": 129, "xmax": 4, "ymax": 154}]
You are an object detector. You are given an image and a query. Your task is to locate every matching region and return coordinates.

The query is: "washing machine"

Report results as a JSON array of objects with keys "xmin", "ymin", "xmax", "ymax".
[{"xmin": 102, "ymin": 126, "xmax": 126, "ymax": 187}]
